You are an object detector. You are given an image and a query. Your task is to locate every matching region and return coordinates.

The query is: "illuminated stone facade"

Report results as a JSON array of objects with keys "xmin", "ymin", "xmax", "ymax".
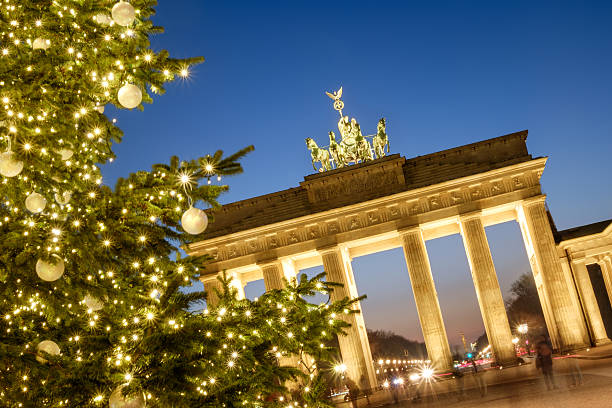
[{"xmin": 188, "ymin": 130, "xmax": 606, "ymax": 388}]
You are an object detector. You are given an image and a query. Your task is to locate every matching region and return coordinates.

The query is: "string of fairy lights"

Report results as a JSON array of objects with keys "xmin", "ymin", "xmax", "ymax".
[{"xmin": 0, "ymin": 1, "xmax": 345, "ymax": 407}]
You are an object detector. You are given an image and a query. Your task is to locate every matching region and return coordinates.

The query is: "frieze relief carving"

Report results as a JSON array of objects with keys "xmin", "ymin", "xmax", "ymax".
[
  {"xmin": 267, "ymin": 235, "xmax": 279, "ymax": 249},
  {"xmin": 287, "ymin": 229, "xmax": 300, "ymax": 244},
  {"xmin": 429, "ymin": 195, "xmax": 441, "ymax": 210},
  {"xmin": 450, "ymin": 190, "xmax": 464, "ymax": 204},
  {"xmin": 491, "ymin": 180, "xmax": 504, "ymax": 195},
  {"xmin": 307, "ymin": 225, "xmax": 321, "ymax": 239},
  {"xmin": 367, "ymin": 211, "xmax": 380, "ymax": 225},
  {"xmin": 470, "ymin": 186, "xmax": 483, "ymax": 199},
  {"xmin": 512, "ymin": 175, "xmax": 524, "ymax": 190},
  {"xmin": 204, "ymin": 172, "xmax": 540, "ymax": 262},
  {"xmin": 387, "ymin": 205, "xmax": 401, "ymax": 219},
  {"xmin": 327, "ymin": 220, "xmax": 340, "ymax": 234},
  {"xmin": 246, "ymin": 239, "xmax": 259, "ymax": 254},
  {"xmin": 408, "ymin": 200, "xmax": 421, "ymax": 216},
  {"xmin": 347, "ymin": 215, "xmax": 362, "ymax": 230}
]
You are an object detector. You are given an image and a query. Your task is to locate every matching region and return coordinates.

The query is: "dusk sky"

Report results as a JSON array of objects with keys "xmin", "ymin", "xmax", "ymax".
[{"xmin": 102, "ymin": 1, "xmax": 612, "ymax": 346}]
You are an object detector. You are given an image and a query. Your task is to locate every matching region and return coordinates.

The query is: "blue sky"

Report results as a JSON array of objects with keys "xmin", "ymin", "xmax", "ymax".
[{"xmin": 102, "ymin": 1, "xmax": 612, "ymax": 345}]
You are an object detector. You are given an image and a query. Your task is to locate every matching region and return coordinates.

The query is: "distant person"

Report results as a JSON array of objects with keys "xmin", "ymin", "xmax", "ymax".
[
  {"xmin": 452, "ymin": 367, "xmax": 466, "ymax": 401},
  {"xmin": 535, "ymin": 336, "xmax": 558, "ymax": 390},
  {"xmin": 359, "ymin": 375, "xmax": 371, "ymax": 405},
  {"xmin": 345, "ymin": 379, "xmax": 360, "ymax": 408},
  {"xmin": 471, "ymin": 359, "xmax": 487, "ymax": 397},
  {"xmin": 566, "ymin": 356, "xmax": 583, "ymax": 388}
]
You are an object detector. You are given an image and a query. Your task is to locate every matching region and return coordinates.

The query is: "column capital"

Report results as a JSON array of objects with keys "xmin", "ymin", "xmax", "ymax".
[
  {"xmin": 459, "ymin": 211, "xmax": 483, "ymax": 222},
  {"xmin": 317, "ymin": 244, "xmax": 339, "ymax": 256},
  {"xmin": 396, "ymin": 225, "xmax": 422, "ymax": 236},
  {"xmin": 521, "ymin": 195, "xmax": 547, "ymax": 207},
  {"xmin": 256, "ymin": 257, "xmax": 279, "ymax": 268}
]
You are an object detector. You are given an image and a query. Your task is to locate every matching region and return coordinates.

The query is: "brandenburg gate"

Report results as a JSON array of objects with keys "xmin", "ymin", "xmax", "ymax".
[{"xmin": 187, "ymin": 90, "xmax": 610, "ymax": 389}]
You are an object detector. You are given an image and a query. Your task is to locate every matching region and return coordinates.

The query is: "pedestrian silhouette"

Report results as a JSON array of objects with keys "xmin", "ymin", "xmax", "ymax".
[
  {"xmin": 535, "ymin": 336, "xmax": 558, "ymax": 390},
  {"xmin": 471, "ymin": 359, "xmax": 487, "ymax": 397}
]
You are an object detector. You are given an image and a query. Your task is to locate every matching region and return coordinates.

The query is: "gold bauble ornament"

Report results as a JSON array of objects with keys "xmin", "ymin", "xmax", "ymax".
[
  {"xmin": 109, "ymin": 385, "xmax": 145, "ymax": 408},
  {"xmin": 25, "ymin": 192, "xmax": 47, "ymax": 213},
  {"xmin": 55, "ymin": 191, "xmax": 72, "ymax": 205},
  {"xmin": 118, "ymin": 84, "xmax": 142, "ymax": 109},
  {"xmin": 36, "ymin": 340, "xmax": 60, "ymax": 363},
  {"xmin": 0, "ymin": 151, "xmax": 24, "ymax": 177},
  {"xmin": 181, "ymin": 207, "xmax": 208, "ymax": 235},
  {"xmin": 84, "ymin": 294, "xmax": 104, "ymax": 311},
  {"xmin": 111, "ymin": 1, "xmax": 136, "ymax": 27},
  {"xmin": 32, "ymin": 38, "xmax": 50, "ymax": 50},
  {"xmin": 59, "ymin": 148, "xmax": 74, "ymax": 161},
  {"xmin": 36, "ymin": 255, "xmax": 65, "ymax": 282}
]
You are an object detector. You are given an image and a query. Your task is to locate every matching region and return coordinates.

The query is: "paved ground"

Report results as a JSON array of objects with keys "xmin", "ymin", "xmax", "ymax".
[
  {"xmin": 389, "ymin": 372, "xmax": 612, "ymax": 407},
  {"xmin": 339, "ymin": 347, "xmax": 612, "ymax": 407}
]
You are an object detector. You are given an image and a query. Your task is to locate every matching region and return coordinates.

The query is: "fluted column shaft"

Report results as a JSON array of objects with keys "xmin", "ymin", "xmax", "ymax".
[
  {"xmin": 204, "ymin": 279, "xmax": 223, "ymax": 308},
  {"xmin": 262, "ymin": 262, "xmax": 285, "ymax": 291},
  {"xmin": 399, "ymin": 228, "xmax": 452, "ymax": 371},
  {"xmin": 259, "ymin": 259, "xmax": 304, "ymax": 388},
  {"xmin": 204, "ymin": 271, "xmax": 245, "ymax": 308},
  {"xmin": 321, "ymin": 247, "xmax": 377, "ymax": 389},
  {"xmin": 460, "ymin": 216, "xmax": 516, "ymax": 364},
  {"xmin": 519, "ymin": 198, "xmax": 589, "ymax": 349},
  {"xmin": 572, "ymin": 259, "xmax": 610, "ymax": 345},
  {"xmin": 261, "ymin": 259, "xmax": 298, "ymax": 291},
  {"xmin": 597, "ymin": 256, "xmax": 612, "ymax": 307}
]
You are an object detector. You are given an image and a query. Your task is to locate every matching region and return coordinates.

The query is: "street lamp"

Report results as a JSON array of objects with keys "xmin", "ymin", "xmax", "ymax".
[{"xmin": 517, "ymin": 323, "xmax": 528, "ymax": 334}]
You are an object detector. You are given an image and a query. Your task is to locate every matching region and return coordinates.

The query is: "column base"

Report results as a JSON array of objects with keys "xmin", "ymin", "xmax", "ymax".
[{"xmin": 594, "ymin": 338, "xmax": 612, "ymax": 346}]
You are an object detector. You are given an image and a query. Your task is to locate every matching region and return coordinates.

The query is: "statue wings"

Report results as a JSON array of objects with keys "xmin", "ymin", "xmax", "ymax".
[{"xmin": 325, "ymin": 86, "xmax": 343, "ymax": 100}]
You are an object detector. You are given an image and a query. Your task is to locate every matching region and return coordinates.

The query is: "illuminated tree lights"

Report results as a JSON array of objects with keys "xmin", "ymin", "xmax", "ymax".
[{"xmin": 0, "ymin": 1, "xmax": 357, "ymax": 407}]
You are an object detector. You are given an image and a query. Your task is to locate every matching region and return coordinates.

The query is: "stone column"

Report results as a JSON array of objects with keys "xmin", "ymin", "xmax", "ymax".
[
  {"xmin": 597, "ymin": 256, "xmax": 612, "ymax": 307},
  {"xmin": 399, "ymin": 227, "xmax": 453, "ymax": 371},
  {"xmin": 571, "ymin": 258, "xmax": 610, "ymax": 345},
  {"xmin": 203, "ymin": 271, "xmax": 245, "ymax": 308},
  {"xmin": 459, "ymin": 215, "xmax": 516, "ymax": 365},
  {"xmin": 261, "ymin": 260, "xmax": 285, "ymax": 291},
  {"xmin": 260, "ymin": 258, "xmax": 298, "ymax": 291},
  {"xmin": 320, "ymin": 246, "xmax": 377, "ymax": 389},
  {"xmin": 259, "ymin": 258, "xmax": 305, "ymax": 386},
  {"xmin": 517, "ymin": 197, "xmax": 589, "ymax": 350},
  {"xmin": 203, "ymin": 279, "xmax": 223, "ymax": 308}
]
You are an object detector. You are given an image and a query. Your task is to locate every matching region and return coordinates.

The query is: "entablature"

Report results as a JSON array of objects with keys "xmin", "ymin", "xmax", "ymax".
[{"xmin": 189, "ymin": 158, "xmax": 547, "ymax": 277}]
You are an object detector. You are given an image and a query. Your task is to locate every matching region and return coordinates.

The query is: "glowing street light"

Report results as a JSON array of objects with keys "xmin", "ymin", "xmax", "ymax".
[
  {"xmin": 421, "ymin": 367, "xmax": 434, "ymax": 380},
  {"xmin": 517, "ymin": 323, "xmax": 528, "ymax": 334},
  {"xmin": 334, "ymin": 363, "xmax": 347, "ymax": 374}
]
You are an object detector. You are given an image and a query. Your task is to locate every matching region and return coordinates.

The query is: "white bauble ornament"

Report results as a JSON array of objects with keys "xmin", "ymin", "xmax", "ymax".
[
  {"xmin": 59, "ymin": 148, "xmax": 73, "ymax": 161},
  {"xmin": 109, "ymin": 385, "xmax": 145, "ymax": 408},
  {"xmin": 117, "ymin": 84, "xmax": 142, "ymax": 109},
  {"xmin": 0, "ymin": 151, "xmax": 24, "ymax": 177},
  {"xmin": 111, "ymin": 1, "xmax": 136, "ymax": 27},
  {"xmin": 36, "ymin": 255, "xmax": 65, "ymax": 282},
  {"xmin": 36, "ymin": 340, "xmax": 60, "ymax": 363},
  {"xmin": 84, "ymin": 294, "xmax": 104, "ymax": 311},
  {"xmin": 25, "ymin": 192, "xmax": 47, "ymax": 213},
  {"xmin": 55, "ymin": 191, "xmax": 72, "ymax": 205},
  {"xmin": 32, "ymin": 38, "xmax": 50, "ymax": 50},
  {"xmin": 181, "ymin": 207, "xmax": 208, "ymax": 235},
  {"xmin": 95, "ymin": 13, "xmax": 112, "ymax": 25}
]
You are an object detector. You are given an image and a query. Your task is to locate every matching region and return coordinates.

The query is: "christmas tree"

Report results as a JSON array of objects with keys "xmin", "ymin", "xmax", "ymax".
[{"xmin": 0, "ymin": 1, "xmax": 359, "ymax": 407}]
